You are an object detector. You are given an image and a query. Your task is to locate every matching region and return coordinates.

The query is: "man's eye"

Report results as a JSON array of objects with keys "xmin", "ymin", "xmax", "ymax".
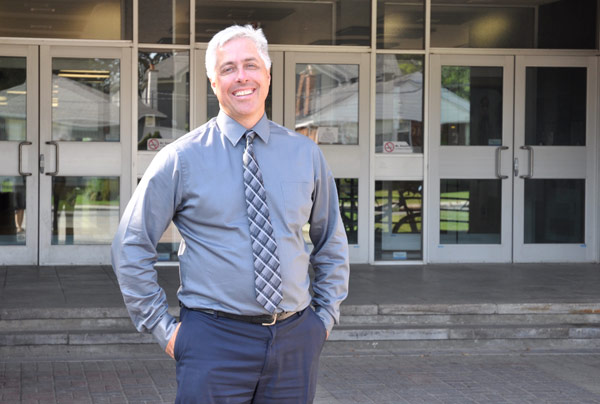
[
  {"xmin": 221, "ymin": 66, "xmax": 234, "ymax": 74},
  {"xmin": 247, "ymin": 64, "xmax": 258, "ymax": 69}
]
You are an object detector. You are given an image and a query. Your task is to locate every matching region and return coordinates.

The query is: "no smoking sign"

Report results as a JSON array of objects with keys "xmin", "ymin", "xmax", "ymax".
[
  {"xmin": 383, "ymin": 141, "xmax": 412, "ymax": 154},
  {"xmin": 383, "ymin": 141, "xmax": 395, "ymax": 153},
  {"xmin": 147, "ymin": 138, "xmax": 160, "ymax": 151}
]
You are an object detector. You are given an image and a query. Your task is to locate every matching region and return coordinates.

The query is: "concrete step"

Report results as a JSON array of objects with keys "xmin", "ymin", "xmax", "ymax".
[
  {"xmin": 330, "ymin": 323, "xmax": 600, "ymax": 341},
  {"xmin": 0, "ymin": 329, "xmax": 154, "ymax": 346},
  {"xmin": 3, "ymin": 324, "xmax": 598, "ymax": 346},
  {"xmin": 340, "ymin": 313, "xmax": 600, "ymax": 326},
  {"xmin": 340, "ymin": 302, "xmax": 600, "ymax": 316},
  {"xmin": 1, "ymin": 303, "xmax": 599, "ymax": 352}
]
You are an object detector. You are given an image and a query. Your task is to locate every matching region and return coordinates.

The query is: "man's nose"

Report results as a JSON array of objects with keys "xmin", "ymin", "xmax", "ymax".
[{"xmin": 235, "ymin": 67, "xmax": 248, "ymax": 82}]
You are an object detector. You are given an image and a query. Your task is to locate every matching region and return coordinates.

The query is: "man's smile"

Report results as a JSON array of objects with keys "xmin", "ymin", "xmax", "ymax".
[{"xmin": 233, "ymin": 88, "xmax": 255, "ymax": 97}]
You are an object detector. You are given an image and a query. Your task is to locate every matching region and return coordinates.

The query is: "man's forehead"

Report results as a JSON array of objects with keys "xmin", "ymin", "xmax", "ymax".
[
  {"xmin": 217, "ymin": 40, "xmax": 262, "ymax": 66},
  {"xmin": 219, "ymin": 37, "xmax": 258, "ymax": 53}
]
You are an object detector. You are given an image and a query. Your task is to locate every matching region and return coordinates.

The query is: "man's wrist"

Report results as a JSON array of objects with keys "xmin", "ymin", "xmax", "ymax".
[
  {"xmin": 314, "ymin": 307, "xmax": 335, "ymax": 334},
  {"xmin": 151, "ymin": 313, "xmax": 178, "ymax": 350}
]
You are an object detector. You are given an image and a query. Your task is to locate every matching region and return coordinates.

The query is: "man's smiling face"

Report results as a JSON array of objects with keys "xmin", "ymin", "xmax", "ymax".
[{"xmin": 211, "ymin": 37, "xmax": 271, "ymax": 128}]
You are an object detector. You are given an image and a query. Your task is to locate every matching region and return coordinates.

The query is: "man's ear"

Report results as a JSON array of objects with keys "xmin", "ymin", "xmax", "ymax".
[{"xmin": 210, "ymin": 79, "xmax": 217, "ymax": 95}]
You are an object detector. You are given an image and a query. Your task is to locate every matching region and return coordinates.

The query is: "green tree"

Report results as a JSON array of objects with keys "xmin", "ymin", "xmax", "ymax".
[{"xmin": 442, "ymin": 66, "xmax": 470, "ymax": 100}]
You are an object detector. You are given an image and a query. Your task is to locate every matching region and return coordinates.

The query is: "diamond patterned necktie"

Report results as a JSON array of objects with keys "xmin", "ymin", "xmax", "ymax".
[{"xmin": 242, "ymin": 130, "xmax": 282, "ymax": 313}]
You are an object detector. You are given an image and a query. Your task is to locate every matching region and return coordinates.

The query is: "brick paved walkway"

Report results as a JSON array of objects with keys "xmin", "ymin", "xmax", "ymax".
[{"xmin": 2, "ymin": 353, "xmax": 600, "ymax": 403}]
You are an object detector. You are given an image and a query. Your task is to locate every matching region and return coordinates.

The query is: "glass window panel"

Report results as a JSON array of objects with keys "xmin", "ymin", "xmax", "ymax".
[
  {"xmin": 440, "ymin": 179, "xmax": 501, "ymax": 244},
  {"xmin": 139, "ymin": 0, "xmax": 189, "ymax": 44},
  {"xmin": 207, "ymin": 77, "xmax": 272, "ymax": 121},
  {"xmin": 138, "ymin": 51, "xmax": 190, "ymax": 151},
  {"xmin": 195, "ymin": 0, "xmax": 370, "ymax": 46},
  {"xmin": 295, "ymin": 64, "xmax": 359, "ymax": 145},
  {"xmin": 431, "ymin": 3, "xmax": 534, "ymax": 48},
  {"xmin": 52, "ymin": 58, "xmax": 120, "ymax": 142},
  {"xmin": 525, "ymin": 67, "xmax": 586, "ymax": 146},
  {"xmin": 377, "ymin": 1, "xmax": 425, "ymax": 49},
  {"xmin": 0, "ymin": 176, "xmax": 26, "ymax": 245},
  {"xmin": 537, "ymin": 0, "xmax": 597, "ymax": 49},
  {"xmin": 524, "ymin": 179, "xmax": 584, "ymax": 244},
  {"xmin": 158, "ymin": 222, "xmax": 183, "ymax": 262},
  {"xmin": 337, "ymin": 178, "xmax": 358, "ymax": 245},
  {"xmin": 376, "ymin": 55, "xmax": 423, "ymax": 154},
  {"xmin": 441, "ymin": 66, "xmax": 502, "ymax": 146},
  {"xmin": 375, "ymin": 181, "xmax": 422, "ymax": 260},
  {"xmin": 51, "ymin": 177, "xmax": 119, "ymax": 245},
  {"xmin": 431, "ymin": 0, "xmax": 596, "ymax": 49},
  {"xmin": 0, "ymin": 1, "xmax": 132, "ymax": 40},
  {"xmin": 0, "ymin": 57, "xmax": 27, "ymax": 142}
]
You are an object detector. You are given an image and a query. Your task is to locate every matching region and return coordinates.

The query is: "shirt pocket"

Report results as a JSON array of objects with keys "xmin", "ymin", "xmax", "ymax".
[{"xmin": 281, "ymin": 181, "xmax": 313, "ymax": 228}]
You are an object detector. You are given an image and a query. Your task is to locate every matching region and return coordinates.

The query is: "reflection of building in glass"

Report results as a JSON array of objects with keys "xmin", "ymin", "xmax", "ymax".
[
  {"xmin": 376, "ymin": 56, "xmax": 424, "ymax": 153},
  {"xmin": 1, "ymin": 73, "xmax": 135, "ymax": 142},
  {"xmin": 295, "ymin": 64, "xmax": 359, "ymax": 145},
  {"xmin": 51, "ymin": 74, "xmax": 121, "ymax": 142},
  {"xmin": 138, "ymin": 52, "xmax": 189, "ymax": 150},
  {"xmin": 440, "ymin": 66, "xmax": 503, "ymax": 146},
  {"xmin": 439, "ymin": 87, "xmax": 470, "ymax": 146},
  {"xmin": 0, "ymin": 80, "xmax": 27, "ymax": 141}
]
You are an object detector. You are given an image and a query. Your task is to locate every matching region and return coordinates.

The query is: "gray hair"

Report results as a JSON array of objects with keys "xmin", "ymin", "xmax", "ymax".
[{"xmin": 205, "ymin": 25, "xmax": 272, "ymax": 81}]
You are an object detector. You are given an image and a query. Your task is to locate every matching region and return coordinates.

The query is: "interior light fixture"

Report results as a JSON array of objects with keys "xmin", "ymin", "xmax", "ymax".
[
  {"xmin": 59, "ymin": 69, "xmax": 111, "ymax": 74},
  {"xmin": 58, "ymin": 73, "xmax": 110, "ymax": 79}
]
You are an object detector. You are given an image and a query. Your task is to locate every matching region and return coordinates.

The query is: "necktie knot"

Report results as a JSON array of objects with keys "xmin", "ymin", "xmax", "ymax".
[
  {"xmin": 243, "ymin": 130, "xmax": 256, "ymax": 166},
  {"xmin": 244, "ymin": 130, "xmax": 256, "ymax": 147}
]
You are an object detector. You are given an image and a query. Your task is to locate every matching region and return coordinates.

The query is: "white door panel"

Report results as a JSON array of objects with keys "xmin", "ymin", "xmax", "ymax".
[
  {"xmin": 0, "ymin": 45, "xmax": 39, "ymax": 265},
  {"xmin": 428, "ymin": 55, "xmax": 514, "ymax": 263},
  {"xmin": 38, "ymin": 45, "xmax": 131, "ymax": 265},
  {"xmin": 513, "ymin": 56, "xmax": 597, "ymax": 262}
]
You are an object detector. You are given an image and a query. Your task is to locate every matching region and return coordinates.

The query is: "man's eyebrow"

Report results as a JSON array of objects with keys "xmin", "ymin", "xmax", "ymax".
[{"xmin": 218, "ymin": 57, "xmax": 260, "ymax": 69}]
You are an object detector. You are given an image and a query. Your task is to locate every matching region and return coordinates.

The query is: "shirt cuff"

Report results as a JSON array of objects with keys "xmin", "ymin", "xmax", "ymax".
[
  {"xmin": 314, "ymin": 306, "xmax": 335, "ymax": 334},
  {"xmin": 151, "ymin": 312, "xmax": 178, "ymax": 350}
]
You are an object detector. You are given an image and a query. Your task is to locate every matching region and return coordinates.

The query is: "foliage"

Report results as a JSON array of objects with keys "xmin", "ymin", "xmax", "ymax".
[{"xmin": 442, "ymin": 66, "xmax": 470, "ymax": 100}]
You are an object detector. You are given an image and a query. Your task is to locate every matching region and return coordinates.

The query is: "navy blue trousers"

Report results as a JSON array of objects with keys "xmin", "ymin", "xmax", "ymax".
[{"xmin": 174, "ymin": 306, "xmax": 327, "ymax": 404}]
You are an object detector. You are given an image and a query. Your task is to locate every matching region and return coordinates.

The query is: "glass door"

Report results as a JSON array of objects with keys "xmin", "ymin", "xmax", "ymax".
[
  {"xmin": 0, "ymin": 45, "xmax": 39, "ymax": 265},
  {"xmin": 38, "ymin": 46, "xmax": 132, "ymax": 265},
  {"xmin": 284, "ymin": 52, "xmax": 370, "ymax": 262},
  {"xmin": 513, "ymin": 56, "xmax": 597, "ymax": 262},
  {"xmin": 428, "ymin": 55, "xmax": 514, "ymax": 262}
]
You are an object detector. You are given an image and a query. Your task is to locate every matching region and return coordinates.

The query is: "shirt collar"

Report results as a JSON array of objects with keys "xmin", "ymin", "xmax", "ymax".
[{"xmin": 217, "ymin": 111, "xmax": 271, "ymax": 147}]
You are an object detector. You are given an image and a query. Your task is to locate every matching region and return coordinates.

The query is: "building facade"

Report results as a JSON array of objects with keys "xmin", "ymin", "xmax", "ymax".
[{"xmin": 0, "ymin": 0, "xmax": 598, "ymax": 265}]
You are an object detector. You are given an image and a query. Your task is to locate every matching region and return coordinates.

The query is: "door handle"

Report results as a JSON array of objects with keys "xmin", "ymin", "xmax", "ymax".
[
  {"xmin": 495, "ymin": 146, "xmax": 509, "ymax": 179},
  {"xmin": 45, "ymin": 140, "xmax": 59, "ymax": 176},
  {"xmin": 18, "ymin": 141, "xmax": 32, "ymax": 177},
  {"xmin": 519, "ymin": 145, "xmax": 534, "ymax": 179}
]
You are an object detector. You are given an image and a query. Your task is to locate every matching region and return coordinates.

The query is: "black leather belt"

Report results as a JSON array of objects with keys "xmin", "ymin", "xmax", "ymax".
[{"xmin": 180, "ymin": 303, "xmax": 300, "ymax": 326}]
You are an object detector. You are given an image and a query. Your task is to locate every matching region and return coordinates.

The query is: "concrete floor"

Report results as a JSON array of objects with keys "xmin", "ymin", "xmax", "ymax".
[{"xmin": 1, "ymin": 263, "xmax": 599, "ymax": 310}]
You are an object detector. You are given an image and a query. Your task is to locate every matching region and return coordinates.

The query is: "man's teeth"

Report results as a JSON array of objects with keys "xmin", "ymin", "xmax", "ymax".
[{"xmin": 234, "ymin": 89, "xmax": 253, "ymax": 96}]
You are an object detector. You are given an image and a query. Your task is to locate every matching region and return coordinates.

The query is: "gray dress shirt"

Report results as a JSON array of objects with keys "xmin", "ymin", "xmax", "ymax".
[{"xmin": 112, "ymin": 111, "xmax": 350, "ymax": 349}]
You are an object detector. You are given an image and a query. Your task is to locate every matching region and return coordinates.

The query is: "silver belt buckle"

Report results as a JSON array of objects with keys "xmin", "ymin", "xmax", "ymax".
[{"xmin": 261, "ymin": 314, "xmax": 277, "ymax": 326}]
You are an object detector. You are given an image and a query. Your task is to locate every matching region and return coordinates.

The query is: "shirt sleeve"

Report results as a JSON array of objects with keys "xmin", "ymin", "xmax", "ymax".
[
  {"xmin": 308, "ymin": 147, "xmax": 350, "ymax": 333},
  {"xmin": 111, "ymin": 146, "xmax": 184, "ymax": 350}
]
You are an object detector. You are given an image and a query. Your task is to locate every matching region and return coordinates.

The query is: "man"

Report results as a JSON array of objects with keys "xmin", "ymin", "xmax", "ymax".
[{"xmin": 112, "ymin": 24, "xmax": 349, "ymax": 403}]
